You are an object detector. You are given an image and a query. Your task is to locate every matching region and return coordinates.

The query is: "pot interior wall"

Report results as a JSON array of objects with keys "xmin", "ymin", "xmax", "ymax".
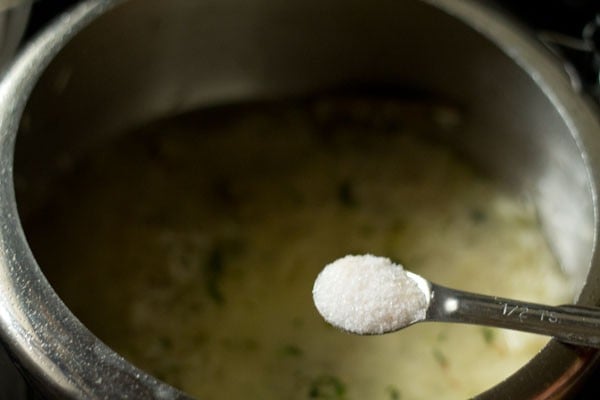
[{"xmin": 15, "ymin": 0, "xmax": 594, "ymax": 291}]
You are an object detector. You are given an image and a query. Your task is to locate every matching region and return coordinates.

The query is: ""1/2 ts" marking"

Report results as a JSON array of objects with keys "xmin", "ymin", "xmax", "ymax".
[{"xmin": 502, "ymin": 303, "xmax": 558, "ymax": 323}]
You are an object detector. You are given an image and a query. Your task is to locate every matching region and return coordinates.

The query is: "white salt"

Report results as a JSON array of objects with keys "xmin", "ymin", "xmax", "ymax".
[{"xmin": 312, "ymin": 254, "xmax": 429, "ymax": 334}]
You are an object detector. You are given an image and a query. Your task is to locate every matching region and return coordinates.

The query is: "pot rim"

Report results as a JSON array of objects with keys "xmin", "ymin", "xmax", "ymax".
[{"xmin": 0, "ymin": 0, "xmax": 599, "ymax": 398}]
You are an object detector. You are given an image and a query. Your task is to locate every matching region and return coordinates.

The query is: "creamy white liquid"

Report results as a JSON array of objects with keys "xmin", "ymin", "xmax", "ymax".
[{"xmin": 24, "ymin": 99, "xmax": 573, "ymax": 400}]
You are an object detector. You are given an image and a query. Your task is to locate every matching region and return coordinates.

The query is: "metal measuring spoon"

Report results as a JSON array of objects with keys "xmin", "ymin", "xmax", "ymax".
[{"xmin": 313, "ymin": 255, "xmax": 600, "ymax": 347}]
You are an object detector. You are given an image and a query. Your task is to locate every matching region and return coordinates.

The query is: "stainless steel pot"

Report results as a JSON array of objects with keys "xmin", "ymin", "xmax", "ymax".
[
  {"xmin": 1, "ymin": 0, "xmax": 600, "ymax": 398},
  {"xmin": 0, "ymin": 0, "xmax": 30, "ymax": 73}
]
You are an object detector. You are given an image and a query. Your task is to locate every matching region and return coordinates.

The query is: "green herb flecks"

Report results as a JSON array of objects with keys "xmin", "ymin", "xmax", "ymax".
[
  {"xmin": 308, "ymin": 374, "xmax": 346, "ymax": 399},
  {"xmin": 205, "ymin": 247, "xmax": 225, "ymax": 304},
  {"xmin": 157, "ymin": 336, "xmax": 173, "ymax": 350},
  {"xmin": 436, "ymin": 330, "xmax": 448, "ymax": 343},
  {"xmin": 337, "ymin": 180, "xmax": 357, "ymax": 208},
  {"xmin": 481, "ymin": 327, "xmax": 495, "ymax": 345},
  {"xmin": 203, "ymin": 236, "xmax": 246, "ymax": 304},
  {"xmin": 469, "ymin": 208, "xmax": 487, "ymax": 223},
  {"xmin": 222, "ymin": 337, "xmax": 259, "ymax": 352},
  {"xmin": 433, "ymin": 348, "xmax": 449, "ymax": 369},
  {"xmin": 280, "ymin": 344, "xmax": 303, "ymax": 357},
  {"xmin": 211, "ymin": 177, "xmax": 236, "ymax": 206},
  {"xmin": 386, "ymin": 385, "xmax": 402, "ymax": 400}
]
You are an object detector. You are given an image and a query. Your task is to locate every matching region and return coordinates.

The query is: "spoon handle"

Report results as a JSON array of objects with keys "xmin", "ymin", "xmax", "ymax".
[{"xmin": 426, "ymin": 283, "xmax": 600, "ymax": 348}]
